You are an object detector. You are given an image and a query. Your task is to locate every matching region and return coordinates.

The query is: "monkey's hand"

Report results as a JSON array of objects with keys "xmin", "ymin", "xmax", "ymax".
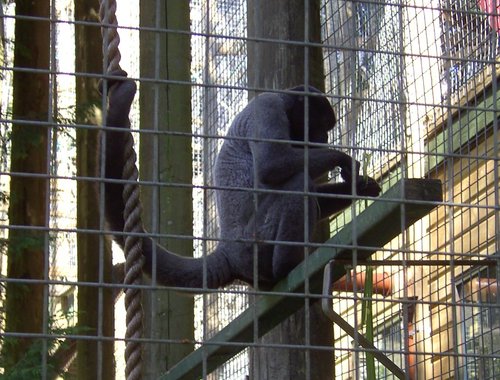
[
  {"xmin": 338, "ymin": 154, "xmax": 361, "ymax": 184},
  {"xmin": 99, "ymin": 69, "xmax": 132, "ymax": 94},
  {"xmin": 356, "ymin": 176, "xmax": 381, "ymax": 197},
  {"xmin": 99, "ymin": 69, "xmax": 137, "ymax": 130}
]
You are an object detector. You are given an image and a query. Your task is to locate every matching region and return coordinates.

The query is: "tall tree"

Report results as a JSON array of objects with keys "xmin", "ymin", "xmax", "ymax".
[
  {"xmin": 3, "ymin": 0, "xmax": 50, "ymax": 371},
  {"xmin": 74, "ymin": 1, "xmax": 115, "ymax": 379},
  {"xmin": 139, "ymin": 1, "xmax": 194, "ymax": 377},
  {"xmin": 247, "ymin": 1, "xmax": 334, "ymax": 378}
]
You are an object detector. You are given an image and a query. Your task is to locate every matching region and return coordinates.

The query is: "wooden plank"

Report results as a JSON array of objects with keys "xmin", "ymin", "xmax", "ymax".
[{"xmin": 161, "ymin": 179, "xmax": 443, "ymax": 380}]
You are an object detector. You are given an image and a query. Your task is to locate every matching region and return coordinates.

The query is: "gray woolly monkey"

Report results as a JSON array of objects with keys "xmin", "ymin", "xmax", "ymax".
[{"xmin": 102, "ymin": 71, "xmax": 381, "ymax": 290}]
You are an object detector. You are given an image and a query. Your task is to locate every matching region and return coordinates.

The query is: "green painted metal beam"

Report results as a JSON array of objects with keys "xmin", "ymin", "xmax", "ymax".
[{"xmin": 161, "ymin": 178, "xmax": 443, "ymax": 380}]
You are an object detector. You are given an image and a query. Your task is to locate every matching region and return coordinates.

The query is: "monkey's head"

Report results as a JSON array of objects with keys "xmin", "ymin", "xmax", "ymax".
[{"xmin": 285, "ymin": 85, "xmax": 336, "ymax": 145}]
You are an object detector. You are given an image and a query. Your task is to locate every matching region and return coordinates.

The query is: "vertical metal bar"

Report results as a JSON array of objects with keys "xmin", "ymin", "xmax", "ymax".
[
  {"xmin": 348, "ymin": 2, "xmax": 360, "ymax": 377},
  {"xmin": 249, "ymin": 2, "xmax": 261, "ymax": 378},
  {"xmin": 42, "ymin": 1, "xmax": 57, "ymax": 378},
  {"xmin": 396, "ymin": 0, "xmax": 411, "ymax": 378},
  {"xmin": 98, "ymin": 2, "xmax": 110, "ymax": 378},
  {"xmin": 202, "ymin": 2, "xmax": 210, "ymax": 377},
  {"xmin": 490, "ymin": 3, "xmax": 500, "ymax": 378},
  {"xmin": 146, "ymin": 0, "xmax": 162, "ymax": 371},
  {"xmin": 303, "ymin": 1, "xmax": 312, "ymax": 379},
  {"xmin": 441, "ymin": 0, "xmax": 460, "ymax": 375}
]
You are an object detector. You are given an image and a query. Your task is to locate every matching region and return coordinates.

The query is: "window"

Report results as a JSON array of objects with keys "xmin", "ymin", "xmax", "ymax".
[
  {"xmin": 457, "ymin": 267, "xmax": 500, "ymax": 379},
  {"xmin": 439, "ymin": 0, "xmax": 499, "ymax": 99},
  {"xmin": 349, "ymin": 317, "xmax": 405, "ymax": 379},
  {"xmin": 374, "ymin": 319, "xmax": 405, "ymax": 379}
]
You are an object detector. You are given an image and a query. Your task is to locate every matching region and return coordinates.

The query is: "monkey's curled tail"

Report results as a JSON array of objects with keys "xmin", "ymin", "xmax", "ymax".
[
  {"xmin": 103, "ymin": 74, "xmax": 234, "ymax": 291},
  {"xmin": 140, "ymin": 238, "xmax": 234, "ymax": 289}
]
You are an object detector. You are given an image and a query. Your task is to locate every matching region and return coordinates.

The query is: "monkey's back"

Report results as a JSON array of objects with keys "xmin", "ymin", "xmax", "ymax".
[{"xmin": 214, "ymin": 108, "xmax": 255, "ymax": 240}]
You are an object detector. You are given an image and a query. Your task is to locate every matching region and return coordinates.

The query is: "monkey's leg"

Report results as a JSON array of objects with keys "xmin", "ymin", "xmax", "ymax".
[
  {"xmin": 315, "ymin": 182, "xmax": 354, "ymax": 220},
  {"xmin": 270, "ymin": 176, "xmax": 317, "ymax": 281},
  {"xmin": 316, "ymin": 177, "xmax": 381, "ymax": 220}
]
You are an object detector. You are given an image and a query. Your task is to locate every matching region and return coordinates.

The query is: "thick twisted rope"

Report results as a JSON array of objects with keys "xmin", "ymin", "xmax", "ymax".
[
  {"xmin": 99, "ymin": 1, "xmax": 143, "ymax": 379},
  {"xmin": 122, "ymin": 136, "xmax": 144, "ymax": 380},
  {"xmin": 99, "ymin": 0, "xmax": 121, "ymax": 73}
]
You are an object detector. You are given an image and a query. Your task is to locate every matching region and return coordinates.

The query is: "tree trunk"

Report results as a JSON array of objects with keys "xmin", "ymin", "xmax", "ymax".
[
  {"xmin": 74, "ymin": 1, "xmax": 115, "ymax": 379},
  {"xmin": 248, "ymin": 0, "xmax": 325, "ymax": 92},
  {"xmin": 248, "ymin": 1, "xmax": 334, "ymax": 378},
  {"xmin": 3, "ymin": 0, "xmax": 50, "ymax": 372},
  {"xmin": 139, "ymin": 1, "xmax": 194, "ymax": 377}
]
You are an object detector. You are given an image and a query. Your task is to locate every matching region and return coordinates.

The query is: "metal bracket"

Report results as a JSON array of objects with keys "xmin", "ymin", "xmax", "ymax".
[{"xmin": 322, "ymin": 260, "xmax": 406, "ymax": 380}]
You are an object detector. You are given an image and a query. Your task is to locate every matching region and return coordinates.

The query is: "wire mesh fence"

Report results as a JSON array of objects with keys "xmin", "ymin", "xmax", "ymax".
[{"xmin": 0, "ymin": 0, "xmax": 498, "ymax": 379}]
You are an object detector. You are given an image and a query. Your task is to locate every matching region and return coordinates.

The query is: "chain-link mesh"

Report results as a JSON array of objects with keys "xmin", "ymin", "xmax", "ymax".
[{"xmin": 0, "ymin": 0, "xmax": 498, "ymax": 379}]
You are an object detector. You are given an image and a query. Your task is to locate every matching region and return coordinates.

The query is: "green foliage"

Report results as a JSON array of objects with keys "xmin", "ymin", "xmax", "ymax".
[
  {"xmin": 0, "ymin": 191, "xmax": 9, "ymax": 205},
  {"xmin": 361, "ymin": 265, "xmax": 375, "ymax": 380},
  {"xmin": 0, "ymin": 338, "xmax": 59, "ymax": 380},
  {"xmin": 0, "ymin": 312, "xmax": 86, "ymax": 379},
  {"xmin": 7, "ymin": 233, "xmax": 44, "ymax": 259},
  {"xmin": 10, "ymin": 125, "xmax": 47, "ymax": 162},
  {"xmin": 0, "ymin": 237, "xmax": 8, "ymax": 255}
]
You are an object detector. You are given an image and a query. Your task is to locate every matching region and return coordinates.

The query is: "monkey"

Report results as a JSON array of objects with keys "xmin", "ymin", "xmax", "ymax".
[{"xmin": 101, "ymin": 70, "xmax": 381, "ymax": 290}]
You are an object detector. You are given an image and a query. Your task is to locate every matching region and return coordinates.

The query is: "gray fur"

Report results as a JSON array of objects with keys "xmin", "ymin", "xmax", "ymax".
[{"xmin": 102, "ymin": 73, "xmax": 381, "ymax": 290}]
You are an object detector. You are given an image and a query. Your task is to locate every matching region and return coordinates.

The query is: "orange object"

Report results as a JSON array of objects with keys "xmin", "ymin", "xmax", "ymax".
[{"xmin": 332, "ymin": 271, "xmax": 392, "ymax": 296}]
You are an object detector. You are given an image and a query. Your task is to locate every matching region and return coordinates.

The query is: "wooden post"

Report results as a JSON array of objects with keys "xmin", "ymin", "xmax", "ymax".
[
  {"xmin": 75, "ymin": 1, "xmax": 115, "ymax": 378},
  {"xmin": 247, "ymin": 1, "xmax": 333, "ymax": 378},
  {"xmin": 139, "ymin": 1, "xmax": 194, "ymax": 377}
]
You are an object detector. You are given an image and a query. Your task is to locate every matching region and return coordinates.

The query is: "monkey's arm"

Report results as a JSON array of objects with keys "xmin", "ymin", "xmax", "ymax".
[
  {"xmin": 101, "ymin": 71, "xmax": 137, "ymax": 246},
  {"xmin": 316, "ymin": 177, "xmax": 381, "ymax": 220},
  {"xmin": 249, "ymin": 95, "xmax": 358, "ymax": 185}
]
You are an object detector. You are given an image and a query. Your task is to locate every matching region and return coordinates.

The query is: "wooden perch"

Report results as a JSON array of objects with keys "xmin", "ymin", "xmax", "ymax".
[{"xmin": 162, "ymin": 178, "xmax": 443, "ymax": 380}]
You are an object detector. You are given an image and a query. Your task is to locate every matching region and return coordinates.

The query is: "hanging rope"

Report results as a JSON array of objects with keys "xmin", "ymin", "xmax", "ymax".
[{"xmin": 99, "ymin": 1, "xmax": 144, "ymax": 379}]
